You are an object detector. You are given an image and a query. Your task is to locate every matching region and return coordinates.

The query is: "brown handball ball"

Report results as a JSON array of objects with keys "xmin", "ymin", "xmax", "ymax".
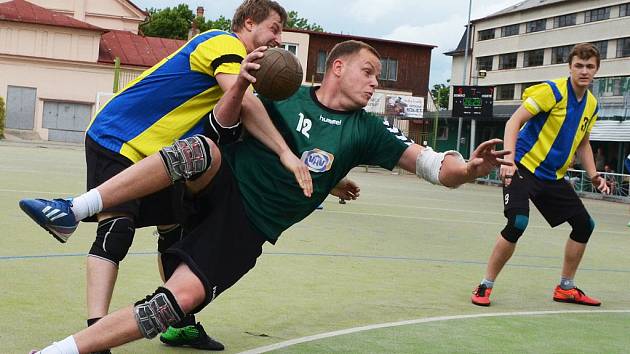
[{"xmin": 252, "ymin": 48, "xmax": 303, "ymax": 101}]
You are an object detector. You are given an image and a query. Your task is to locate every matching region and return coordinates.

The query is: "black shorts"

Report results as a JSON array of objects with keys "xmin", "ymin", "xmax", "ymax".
[
  {"xmin": 503, "ymin": 163, "xmax": 587, "ymax": 227},
  {"xmin": 85, "ymin": 135, "xmax": 181, "ymax": 227},
  {"xmin": 161, "ymin": 162, "xmax": 266, "ymax": 313}
]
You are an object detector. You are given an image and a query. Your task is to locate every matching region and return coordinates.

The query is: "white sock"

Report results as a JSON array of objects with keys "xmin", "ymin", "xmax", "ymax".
[
  {"xmin": 39, "ymin": 336, "xmax": 79, "ymax": 354},
  {"xmin": 71, "ymin": 189, "xmax": 103, "ymax": 221}
]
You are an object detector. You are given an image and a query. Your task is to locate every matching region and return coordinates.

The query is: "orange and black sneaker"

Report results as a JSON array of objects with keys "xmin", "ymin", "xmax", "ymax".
[
  {"xmin": 471, "ymin": 284, "xmax": 492, "ymax": 306},
  {"xmin": 553, "ymin": 286, "xmax": 601, "ymax": 306}
]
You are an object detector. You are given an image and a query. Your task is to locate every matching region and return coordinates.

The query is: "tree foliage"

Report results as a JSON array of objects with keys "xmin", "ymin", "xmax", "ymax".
[
  {"xmin": 140, "ymin": 4, "xmax": 194, "ymax": 39},
  {"xmin": 286, "ymin": 11, "xmax": 323, "ymax": 31},
  {"xmin": 139, "ymin": 6, "xmax": 324, "ymax": 39},
  {"xmin": 431, "ymin": 81, "xmax": 450, "ymax": 110}
]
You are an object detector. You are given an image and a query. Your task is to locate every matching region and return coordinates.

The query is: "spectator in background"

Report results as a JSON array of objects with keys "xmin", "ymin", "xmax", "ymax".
[{"xmin": 595, "ymin": 147, "xmax": 606, "ymax": 171}]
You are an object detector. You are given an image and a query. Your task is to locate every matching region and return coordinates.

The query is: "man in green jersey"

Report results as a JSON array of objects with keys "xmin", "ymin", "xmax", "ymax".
[{"xmin": 27, "ymin": 40, "xmax": 510, "ymax": 353}]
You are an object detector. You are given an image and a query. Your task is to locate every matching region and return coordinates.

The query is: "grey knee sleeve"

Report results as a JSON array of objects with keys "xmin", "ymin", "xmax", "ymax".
[
  {"xmin": 159, "ymin": 135, "xmax": 212, "ymax": 183},
  {"xmin": 89, "ymin": 216, "xmax": 135, "ymax": 265},
  {"xmin": 134, "ymin": 287, "xmax": 185, "ymax": 339}
]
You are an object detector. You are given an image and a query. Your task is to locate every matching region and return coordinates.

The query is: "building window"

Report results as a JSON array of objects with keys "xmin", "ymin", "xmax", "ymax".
[
  {"xmin": 498, "ymin": 53, "xmax": 517, "ymax": 69},
  {"xmin": 501, "ymin": 24, "xmax": 519, "ymax": 37},
  {"xmin": 591, "ymin": 40, "xmax": 608, "ymax": 59},
  {"xmin": 496, "ymin": 84, "xmax": 515, "ymax": 101},
  {"xmin": 380, "ymin": 58, "xmax": 398, "ymax": 81},
  {"xmin": 621, "ymin": 4, "xmax": 630, "ymax": 17},
  {"xmin": 478, "ymin": 29, "xmax": 495, "ymax": 41},
  {"xmin": 552, "ymin": 45, "xmax": 572, "ymax": 64},
  {"xmin": 553, "ymin": 13, "xmax": 576, "ymax": 28},
  {"xmin": 584, "ymin": 7, "xmax": 610, "ymax": 23},
  {"xmin": 526, "ymin": 19, "xmax": 546, "ymax": 33},
  {"xmin": 617, "ymin": 38, "xmax": 630, "ymax": 58},
  {"xmin": 280, "ymin": 43, "xmax": 297, "ymax": 55},
  {"xmin": 316, "ymin": 50, "xmax": 327, "ymax": 74},
  {"xmin": 476, "ymin": 56, "xmax": 493, "ymax": 71},
  {"xmin": 523, "ymin": 49, "xmax": 544, "ymax": 67}
]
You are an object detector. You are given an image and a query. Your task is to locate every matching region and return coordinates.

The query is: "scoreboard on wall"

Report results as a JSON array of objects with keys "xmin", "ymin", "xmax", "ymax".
[{"xmin": 452, "ymin": 85, "xmax": 494, "ymax": 118}]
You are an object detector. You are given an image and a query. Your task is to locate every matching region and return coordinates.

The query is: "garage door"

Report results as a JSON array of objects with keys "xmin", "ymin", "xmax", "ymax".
[
  {"xmin": 42, "ymin": 101, "xmax": 92, "ymax": 143},
  {"xmin": 6, "ymin": 86, "xmax": 36, "ymax": 130}
]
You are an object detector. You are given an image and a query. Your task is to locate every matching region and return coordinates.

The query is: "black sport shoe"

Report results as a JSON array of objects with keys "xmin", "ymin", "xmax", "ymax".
[
  {"xmin": 90, "ymin": 350, "xmax": 111, "ymax": 354},
  {"xmin": 160, "ymin": 322, "xmax": 224, "ymax": 350}
]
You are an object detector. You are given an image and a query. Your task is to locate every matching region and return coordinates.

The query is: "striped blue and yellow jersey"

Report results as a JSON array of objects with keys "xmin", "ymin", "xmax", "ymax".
[
  {"xmin": 87, "ymin": 30, "xmax": 246, "ymax": 163},
  {"xmin": 515, "ymin": 77, "xmax": 599, "ymax": 181}
]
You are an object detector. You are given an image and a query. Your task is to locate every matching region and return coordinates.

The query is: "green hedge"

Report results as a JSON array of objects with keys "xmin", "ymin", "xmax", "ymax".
[{"xmin": 0, "ymin": 96, "xmax": 5, "ymax": 139}]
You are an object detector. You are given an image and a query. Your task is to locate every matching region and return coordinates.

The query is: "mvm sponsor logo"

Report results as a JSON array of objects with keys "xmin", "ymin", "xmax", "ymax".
[{"xmin": 300, "ymin": 148, "xmax": 334, "ymax": 172}]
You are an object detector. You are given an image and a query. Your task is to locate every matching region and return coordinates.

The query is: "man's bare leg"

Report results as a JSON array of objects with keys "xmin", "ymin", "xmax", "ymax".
[
  {"xmin": 86, "ymin": 257, "xmax": 117, "ymax": 320},
  {"xmin": 484, "ymin": 235, "xmax": 516, "ymax": 281},
  {"xmin": 561, "ymin": 238, "xmax": 586, "ymax": 280},
  {"xmin": 48, "ymin": 263, "xmax": 206, "ymax": 354}
]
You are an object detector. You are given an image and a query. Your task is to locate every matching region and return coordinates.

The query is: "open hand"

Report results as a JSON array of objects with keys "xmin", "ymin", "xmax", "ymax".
[
  {"xmin": 466, "ymin": 139, "xmax": 512, "ymax": 179},
  {"xmin": 330, "ymin": 179, "xmax": 360, "ymax": 201},
  {"xmin": 280, "ymin": 150, "xmax": 312, "ymax": 197},
  {"xmin": 591, "ymin": 174, "xmax": 610, "ymax": 195}
]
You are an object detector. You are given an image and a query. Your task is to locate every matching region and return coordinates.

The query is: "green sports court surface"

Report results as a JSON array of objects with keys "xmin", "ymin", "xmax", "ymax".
[{"xmin": 1, "ymin": 141, "xmax": 629, "ymax": 353}]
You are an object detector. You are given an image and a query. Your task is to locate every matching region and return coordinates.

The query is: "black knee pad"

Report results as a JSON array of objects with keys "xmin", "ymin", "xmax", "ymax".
[
  {"xmin": 89, "ymin": 216, "xmax": 135, "ymax": 265},
  {"xmin": 501, "ymin": 211, "xmax": 529, "ymax": 243},
  {"xmin": 157, "ymin": 225, "xmax": 184, "ymax": 254},
  {"xmin": 568, "ymin": 210, "xmax": 595, "ymax": 244},
  {"xmin": 134, "ymin": 286, "xmax": 185, "ymax": 339}
]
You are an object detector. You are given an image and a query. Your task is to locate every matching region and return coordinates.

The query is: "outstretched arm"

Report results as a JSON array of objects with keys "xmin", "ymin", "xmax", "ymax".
[
  {"xmin": 214, "ymin": 47, "xmax": 312, "ymax": 197},
  {"xmin": 397, "ymin": 140, "xmax": 512, "ymax": 188}
]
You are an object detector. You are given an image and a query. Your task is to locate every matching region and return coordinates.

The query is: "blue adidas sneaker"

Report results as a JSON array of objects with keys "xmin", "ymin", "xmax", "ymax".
[{"xmin": 19, "ymin": 198, "xmax": 78, "ymax": 243}]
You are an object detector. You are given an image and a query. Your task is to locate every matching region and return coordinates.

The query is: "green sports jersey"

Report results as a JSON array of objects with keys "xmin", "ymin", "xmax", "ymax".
[{"xmin": 222, "ymin": 86, "xmax": 412, "ymax": 242}]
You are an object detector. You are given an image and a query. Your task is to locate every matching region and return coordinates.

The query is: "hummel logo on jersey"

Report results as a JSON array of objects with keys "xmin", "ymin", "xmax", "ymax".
[
  {"xmin": 301, "ymin": 148, "xmax": 334, "ymax": 172},
  {"xmin": 319, "ymin": 115, "xmax": 342, "ymax": 126},
  {"xmin": 42, "ymin": 206, "xmax": 68, "ymax": 222}
]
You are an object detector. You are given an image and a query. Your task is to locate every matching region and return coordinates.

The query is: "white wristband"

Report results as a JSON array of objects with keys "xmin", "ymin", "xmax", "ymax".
[{"xmin": 415, "ymin": 148, "xmax": 464, "ymax": 186}]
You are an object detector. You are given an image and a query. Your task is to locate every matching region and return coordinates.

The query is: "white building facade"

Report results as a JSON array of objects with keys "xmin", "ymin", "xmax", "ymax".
[{"xmin": 448, "ymin": 0, "xmax": 630, "ymax": 169}]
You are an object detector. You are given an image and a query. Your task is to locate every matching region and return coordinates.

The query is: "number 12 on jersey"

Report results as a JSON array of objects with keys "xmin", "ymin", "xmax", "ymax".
[{"xmin": 296, "ymin": 113, "xmax": 311, "ymax": 138}]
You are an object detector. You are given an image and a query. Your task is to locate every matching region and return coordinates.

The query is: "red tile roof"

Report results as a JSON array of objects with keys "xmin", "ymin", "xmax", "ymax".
[
  {"xmin": 99, "ymin": 30, "xmax": 186, "ymax": 67},
  {"xmin": 0, "ymin": 0, "xmax": 103, "ymax": 32}
]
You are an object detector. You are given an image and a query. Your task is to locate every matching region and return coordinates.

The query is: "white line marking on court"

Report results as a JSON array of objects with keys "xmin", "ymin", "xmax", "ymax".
[
  {"xmin": 240, "ymin": 309, "xmax": 630, "ymax": 353},
  {"xmin": 325, "ymin": 210, "xmax": 630, "ymax": 236}
]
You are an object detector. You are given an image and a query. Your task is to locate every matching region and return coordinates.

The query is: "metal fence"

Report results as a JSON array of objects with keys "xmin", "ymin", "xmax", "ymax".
[
  {"xmin": 477, "ymin": 168, "xmax": 630, "ymax": 203},
  {"xmin": 366, "ymin": 165, "xmax": 629, "ymax": 204}
]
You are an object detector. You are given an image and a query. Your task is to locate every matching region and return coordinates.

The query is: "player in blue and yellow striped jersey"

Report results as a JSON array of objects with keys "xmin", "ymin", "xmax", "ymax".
[
  {"xmin": 472, "ymin": 43, "xmax": 611, "ymax": 308},
  {"xmin": 46, "ymin": 1, "xmax": 307, "ymax": 352}
]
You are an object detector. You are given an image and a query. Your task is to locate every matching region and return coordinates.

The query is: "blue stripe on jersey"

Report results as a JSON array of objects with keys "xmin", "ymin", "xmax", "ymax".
[
  {"xmin": 534, "ymin": 80, "xmax": 586, "ymax": 180},
  {"xmin": 545, "ymin": 80, "xmax": 562, "ymax": 103},
  {"xmin": 515, "ymin": 111, "xmax": 550, "ymax": 163},
  {"xmin": 88, "ymin": 72, "xmax": 216, "ymax": 153}
]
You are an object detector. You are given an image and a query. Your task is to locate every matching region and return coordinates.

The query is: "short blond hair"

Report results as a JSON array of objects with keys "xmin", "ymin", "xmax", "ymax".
[{"xmin": 325, "ymin": 40, "xmax": 381, "ymax": 73}]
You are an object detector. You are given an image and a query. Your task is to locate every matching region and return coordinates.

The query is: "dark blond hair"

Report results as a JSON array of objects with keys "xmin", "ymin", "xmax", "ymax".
[
  {"xmin": 569, "ymin": 43, "xmax": 601, "ymax": 68},
  {"xmin": 325, "ymin": 40, "xmax": 381, "ymax": 72},
  {"xmin": 231, "ymin": 0, "xmax": 287, "ymax": 32}
]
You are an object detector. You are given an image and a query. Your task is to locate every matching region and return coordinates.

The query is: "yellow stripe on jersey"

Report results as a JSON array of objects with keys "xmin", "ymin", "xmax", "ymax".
[
  {"xmin": 119, "ymin": 85, "xmax": 225, "ymax": 162},
  {"xmin": 515, "ymin": 78, "xmax": 599, "ymax": 181},
  {"xmin": 190, "ymin": 32, "xmax": 246, "ymax": 76}
]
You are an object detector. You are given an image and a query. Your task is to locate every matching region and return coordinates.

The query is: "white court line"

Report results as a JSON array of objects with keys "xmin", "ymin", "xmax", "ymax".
[
  {"xmin": 324, "ymin": 210, "xmax": 630, "ymax": 236},
  {"xmin": 240, "ymin": 309, "xmax": 630, "ymax": 353}
]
